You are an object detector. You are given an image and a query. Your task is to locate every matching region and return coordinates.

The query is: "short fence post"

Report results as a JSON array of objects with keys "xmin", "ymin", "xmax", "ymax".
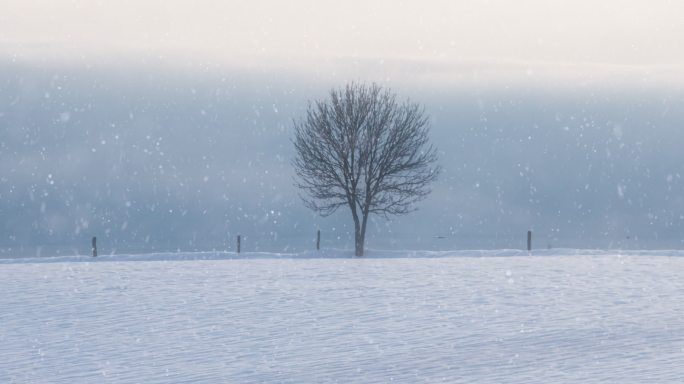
[
  {"xmin": 92, "ymin": 236, "xmax": 97, "ymax": 257},
  {"xmin": 237, "ymin": 235, "xmax": 241, "ymax": 254},
  {"xmin": 527, "ymin": 230, "xmax": 532, "ymax": 251},
  {"xmin": 316, "ymin": 230, "xmax": 321, "ymax": 251}
]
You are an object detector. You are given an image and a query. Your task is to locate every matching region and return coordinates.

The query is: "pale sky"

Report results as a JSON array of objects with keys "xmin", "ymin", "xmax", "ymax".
[
  {"xmin": 3, "ymin": 1, "xmax": 684, "ymax": 253},
  {"xmin": 3, "ymin": 0, "xmax": 683, "ymax": 84}
]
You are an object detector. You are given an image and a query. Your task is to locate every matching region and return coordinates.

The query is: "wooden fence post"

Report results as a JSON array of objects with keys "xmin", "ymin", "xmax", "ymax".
[
  {"xmin": 527, "ymin": 230, "xmax": 532, "ymax": 251},
  {"xmin": 237, "ymin": 235, "xmax": 241, "ymax": 254},
  {"xmin": 316, "ymin": 230, "xmax": 321, "ymax": 251},
  {"xmin": 92, "ymin": 236, "xmax": 97, "ymax": 257}
]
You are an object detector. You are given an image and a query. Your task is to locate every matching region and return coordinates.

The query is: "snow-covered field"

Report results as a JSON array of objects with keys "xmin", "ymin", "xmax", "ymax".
[{"xmin": 1, "ymin": 250, "xmax": 683, "ymax": 383}]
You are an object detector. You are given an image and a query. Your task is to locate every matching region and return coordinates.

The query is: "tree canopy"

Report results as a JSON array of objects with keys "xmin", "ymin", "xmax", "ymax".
[{"xmin": 293, "ymin": 82, "xmax": 440, "ymax": 256}]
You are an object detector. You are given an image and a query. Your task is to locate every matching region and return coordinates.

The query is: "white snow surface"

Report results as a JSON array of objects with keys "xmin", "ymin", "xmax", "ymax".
[{"xmin": 1, "ymin": 249, "xmax": 683, "ymax": 383}]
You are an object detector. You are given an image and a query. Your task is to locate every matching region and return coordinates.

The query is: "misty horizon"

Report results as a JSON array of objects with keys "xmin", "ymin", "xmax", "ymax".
[
  {"xmin": 1, "ymin": 56, "xmax": 683, "ymax": 256},
  {"xmin": 2, "ymin": 1, "xmax": 684, "ymax": 256}
]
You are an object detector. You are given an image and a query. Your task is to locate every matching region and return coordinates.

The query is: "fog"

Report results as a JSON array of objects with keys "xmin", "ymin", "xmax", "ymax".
[{"xmin": 1, "ymin": 57, "xmax": 683, "ymax": 256}]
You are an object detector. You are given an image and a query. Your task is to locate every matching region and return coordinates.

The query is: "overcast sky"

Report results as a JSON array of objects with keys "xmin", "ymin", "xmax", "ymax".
[
  {"xmin": 3, "ymin": 1, "xmax": 684, "ymax": 84},
  {"xmin": 2, "ymin": 1, "xmax": 684, "ymax": 255}
]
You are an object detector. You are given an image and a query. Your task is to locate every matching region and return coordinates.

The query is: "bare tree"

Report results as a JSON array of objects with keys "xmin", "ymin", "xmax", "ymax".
[{"xmin": 293, "ymin": 82, "xmax": 440, "ymax": 256}]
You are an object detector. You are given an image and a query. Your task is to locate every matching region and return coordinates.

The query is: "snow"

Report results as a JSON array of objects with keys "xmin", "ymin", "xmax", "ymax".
[{"xmin": 1, "ymin": 250, "xmax": 683, "ymax": 383}]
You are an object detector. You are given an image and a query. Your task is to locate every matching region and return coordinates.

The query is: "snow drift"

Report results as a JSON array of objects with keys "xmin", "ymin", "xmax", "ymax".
[{"xmin": 1, "ymin": 250, "xmax": 683, "ymax": 383}]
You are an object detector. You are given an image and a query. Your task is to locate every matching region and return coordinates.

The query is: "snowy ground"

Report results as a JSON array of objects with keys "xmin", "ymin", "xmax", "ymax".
[{"xmin": 1, "ymin": 250, "xmax": 683, "ymax": 383}]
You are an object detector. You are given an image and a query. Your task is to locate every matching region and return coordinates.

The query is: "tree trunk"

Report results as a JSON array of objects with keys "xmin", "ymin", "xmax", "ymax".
[
  {"xmin": 353, "ymin": 210, "xmax": 370, "ymax": 257},
  {"xmin": 354, "ymin": 218, "xmax": 364, "ymax": 256}
]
